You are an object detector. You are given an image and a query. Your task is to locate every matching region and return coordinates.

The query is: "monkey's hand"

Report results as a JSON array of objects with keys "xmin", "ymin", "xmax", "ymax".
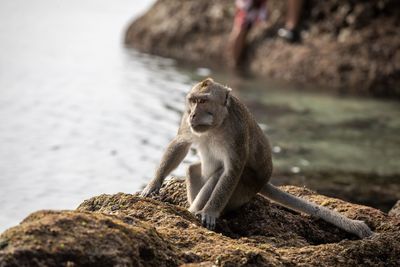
[
  {"xmin": 140, "ymin": 180, "xmax": 162, "ymax": 197},
  {"xmin": 195, "ymin": 210, "xmax": 218, "ymax": 231}
]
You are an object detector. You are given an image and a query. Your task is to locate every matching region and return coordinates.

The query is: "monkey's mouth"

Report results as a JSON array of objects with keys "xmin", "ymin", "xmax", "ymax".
[{"xmin": 190, "ymin": 124, "xmax": 211, "ymax": 133}]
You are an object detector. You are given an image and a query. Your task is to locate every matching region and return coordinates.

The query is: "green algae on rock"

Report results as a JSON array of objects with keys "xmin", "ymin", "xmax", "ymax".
[{"xmin": 1, "ymin": 179, "xmax": 400, "ymax": 266}]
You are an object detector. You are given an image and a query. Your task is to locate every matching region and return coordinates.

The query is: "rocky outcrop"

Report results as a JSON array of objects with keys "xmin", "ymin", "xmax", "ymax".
[
  {"xmin": 1, "ymin": 179, "xmax": 400, "ymax": 266},
  {"xmin": 125, "ymin": 0, "xmax": 400, "ymax": 97},
  {"xmin": 389, "ymin": 200, "xmax": 400, "ymax": 217}
]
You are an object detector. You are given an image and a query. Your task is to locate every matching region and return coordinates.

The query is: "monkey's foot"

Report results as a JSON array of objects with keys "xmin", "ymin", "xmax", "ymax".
[
  {"xmin": 201, "ymin": 213, "xmax": 216, "ymax": 230},
  {"xmin": 195, "ymin": 211, "xmax": 217, "ymax": 230}
]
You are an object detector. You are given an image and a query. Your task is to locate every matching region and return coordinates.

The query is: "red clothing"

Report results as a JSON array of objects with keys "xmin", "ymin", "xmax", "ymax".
[{"xmin": 234, "ymin": 0, "xmax": 267, "ymax": 29}]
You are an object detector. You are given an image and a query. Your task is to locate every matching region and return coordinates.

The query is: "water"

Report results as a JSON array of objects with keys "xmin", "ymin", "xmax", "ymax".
[
  {"xmin": 1, "ymin": 0, "xmax": 399, "ymax": 233},
  {"xmin": 0, "ymin": 0, "xmax": 196, "ymax": 231}
]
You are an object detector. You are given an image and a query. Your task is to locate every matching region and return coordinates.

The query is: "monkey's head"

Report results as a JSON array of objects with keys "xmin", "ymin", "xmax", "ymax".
[{"xmin": 186, "ymin": 78, "xmax": 231, "ymax": 134}]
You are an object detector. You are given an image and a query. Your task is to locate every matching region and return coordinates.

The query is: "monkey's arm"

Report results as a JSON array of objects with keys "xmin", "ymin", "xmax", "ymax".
[
  {"xmin": 199, "ymin": 153, "xmax": 246, "ymax": 229},
  {"xmin": 141, "ymin": 136, "xmax": 191, "ymax": 197}
]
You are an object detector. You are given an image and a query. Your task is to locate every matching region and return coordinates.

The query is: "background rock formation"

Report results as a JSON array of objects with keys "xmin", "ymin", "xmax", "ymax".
[
  {"xmin": 1, "ymin": 179, "xmax": 399, "ymax": 266},
  {"xmin": 125, "ymin": 0, "xmax": 400, "ymax": 97}
]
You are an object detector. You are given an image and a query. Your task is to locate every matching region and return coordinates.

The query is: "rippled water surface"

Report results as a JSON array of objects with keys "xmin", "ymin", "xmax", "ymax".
[
  {"xmin": 1, "ymin": 0, "xmax": 399, "ymax": 232},
  {"xmin": 0, "ymin": 0, "xmax": 196, "ymax": 231}
]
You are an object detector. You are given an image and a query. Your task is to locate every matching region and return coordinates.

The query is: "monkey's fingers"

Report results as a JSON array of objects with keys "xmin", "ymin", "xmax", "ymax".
[
  {"xmin": 140, "ymin": 183, "xmax": 161, "ymax": 197},
  {"xmin": 201, "ymin": 214, "xmax": 216, "ymax": 231}
]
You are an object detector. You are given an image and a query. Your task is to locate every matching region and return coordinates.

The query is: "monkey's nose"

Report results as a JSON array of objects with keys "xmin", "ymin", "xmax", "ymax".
[{"xmin": 190, "ymin": 113, "xmax": 196, "ymax": 119}]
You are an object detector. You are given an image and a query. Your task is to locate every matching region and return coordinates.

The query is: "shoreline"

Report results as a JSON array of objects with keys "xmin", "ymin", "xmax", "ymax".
[{"xmin": 125, "ymin": 0, "xmax": 400, "ymax": 98}]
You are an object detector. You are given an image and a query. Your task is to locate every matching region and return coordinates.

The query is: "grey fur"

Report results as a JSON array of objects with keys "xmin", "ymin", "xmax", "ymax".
[{"xmin": 141, "ymin": 78, "xmax": 373, "ymax": 238}]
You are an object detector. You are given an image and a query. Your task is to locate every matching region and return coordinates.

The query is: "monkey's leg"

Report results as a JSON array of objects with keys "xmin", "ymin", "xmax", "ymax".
[
  {"xmin": 186, "ymin": 162, "xmax": 205, "ymax": 205},
  {"xmin": 259, "ymin": 183, "xmax": 373, "ymax": 238},
  {"xmin": 224, "ymin": 167, "xmax": 264, "ymax": 211}
]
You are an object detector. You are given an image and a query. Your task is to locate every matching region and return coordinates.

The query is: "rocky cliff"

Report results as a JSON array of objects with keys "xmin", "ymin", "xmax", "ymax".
[
  {"xmin": 125, "ymin": 0, "xmax": 400, "ymax": 97},
  {"xmin": 1, "ymin": 179, "xmax": 399, "ymax": 266}
]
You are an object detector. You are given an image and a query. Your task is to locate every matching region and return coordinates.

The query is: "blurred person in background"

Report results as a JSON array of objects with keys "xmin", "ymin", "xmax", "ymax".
[
  {"xmin": 277, "ymin": 0, "xmax": 304, "ymax": 43},
  {"xmin": 228, "ymin": 0, "xmax": 267, "ymax": 67},
  {"xmin": 228, "ymin": 0, "xmax": 304, "ymax": 67}
]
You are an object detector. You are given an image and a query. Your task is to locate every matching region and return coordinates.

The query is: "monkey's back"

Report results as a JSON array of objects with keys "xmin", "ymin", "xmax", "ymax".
[{"xmin": 229, "ymin": 95, "xmax": 273, "ymax": 182}]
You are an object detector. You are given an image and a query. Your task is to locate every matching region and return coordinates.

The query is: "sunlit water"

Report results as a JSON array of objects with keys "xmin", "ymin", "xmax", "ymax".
[{"xmin": 1, "ymin": 0, "xmax": 399, "ymax": 232}]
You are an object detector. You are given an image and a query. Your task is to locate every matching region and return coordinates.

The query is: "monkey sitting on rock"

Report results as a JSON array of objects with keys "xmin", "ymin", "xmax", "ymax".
[{"xmin": 141, "ymin": 78, "xmax": 373, "ymax": 238}]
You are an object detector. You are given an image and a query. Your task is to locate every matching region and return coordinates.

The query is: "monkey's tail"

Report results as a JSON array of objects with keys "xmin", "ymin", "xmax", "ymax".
[{"xmin": 259, "ymin": 183, "xmax": 373, "ymax": 238}]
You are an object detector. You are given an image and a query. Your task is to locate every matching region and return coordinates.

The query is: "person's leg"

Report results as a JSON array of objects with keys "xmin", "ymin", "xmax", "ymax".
[
  {"xmin": 228, "ymin": 23, "xmax": 250, "ymax": 67},
  {"xmin": 278, "ymin": 0, "xmax": 303, "ymax": 43},
  {"xmin": 285, "ymin": 0, "xmax": 303, "ymax": 30}
]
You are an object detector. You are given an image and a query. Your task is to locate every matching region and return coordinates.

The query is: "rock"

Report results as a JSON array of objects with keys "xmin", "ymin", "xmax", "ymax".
[
  {"xmin": 125, "ymin": 0, "xmax": 400, "ymax": 98},
  {"xmin": 0, "ymin": 211, "xmax": 180, "ymax": 267},
  {"xmin": 389, "ymin": 200, "xmax": 400, "ymax": 217},
  {"xmin": 1, "ymin": 179, "xmax": 400, "ymax": 266}
]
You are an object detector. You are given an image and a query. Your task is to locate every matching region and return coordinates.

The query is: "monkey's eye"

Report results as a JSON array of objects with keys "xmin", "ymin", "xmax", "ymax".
[{"xmin": 198, "ymin": 99, "xmax": 207, "ymax": 104}]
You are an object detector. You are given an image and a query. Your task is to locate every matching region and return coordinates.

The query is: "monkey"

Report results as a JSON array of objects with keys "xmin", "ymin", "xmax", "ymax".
[{"xmin": 141, "ymin": 78, "xmax": 373, "ymax": 238}]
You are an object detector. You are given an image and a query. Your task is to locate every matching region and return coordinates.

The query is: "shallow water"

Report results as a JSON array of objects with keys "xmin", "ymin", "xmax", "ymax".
[
  {"xmin": 0, "ymin": 0, "xmax": 193, "ymax": 231},
  {"xmin": 0, "ymin": 0, "xmax": 399, "ymax": 232}
]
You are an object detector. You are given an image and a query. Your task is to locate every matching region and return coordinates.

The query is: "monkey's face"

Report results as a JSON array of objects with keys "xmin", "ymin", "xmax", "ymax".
[
  {"xmin": 186, "ymin": 86, "xmax": 230, "ymax": 134},
  {"xmin": 187, "ymin": 94, "xmax": 215, "ymax": 133}
]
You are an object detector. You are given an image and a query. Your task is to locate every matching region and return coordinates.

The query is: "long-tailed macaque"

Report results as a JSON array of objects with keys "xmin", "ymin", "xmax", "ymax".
[{"xmin": 141, "ymin": 78, "xmax": 373, "ymax": 238}]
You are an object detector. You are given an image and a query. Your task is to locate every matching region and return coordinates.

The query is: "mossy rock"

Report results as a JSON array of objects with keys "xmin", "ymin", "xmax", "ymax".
[{"xmin": 1, "ymin": 179, "xmax": 400, "ymax": 266}]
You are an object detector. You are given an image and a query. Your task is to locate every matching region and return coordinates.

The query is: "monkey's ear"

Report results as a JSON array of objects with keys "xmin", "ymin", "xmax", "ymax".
[
  {"xmin": 201, "ymin": 77, "xmax": 214, "ymax": 88},
  {"xmin": 223, "ymin": 87, "xmax": 232, "ymax": 106}
]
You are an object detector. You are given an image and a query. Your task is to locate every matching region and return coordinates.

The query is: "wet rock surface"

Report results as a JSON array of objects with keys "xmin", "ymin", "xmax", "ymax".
[
  {"xmin": 125, "ymin": 0, "xmax": 400, "ymax": 97},
  {"xmin": 1, "ymin": 179, "xmax": 400, "ymax": 266}
]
